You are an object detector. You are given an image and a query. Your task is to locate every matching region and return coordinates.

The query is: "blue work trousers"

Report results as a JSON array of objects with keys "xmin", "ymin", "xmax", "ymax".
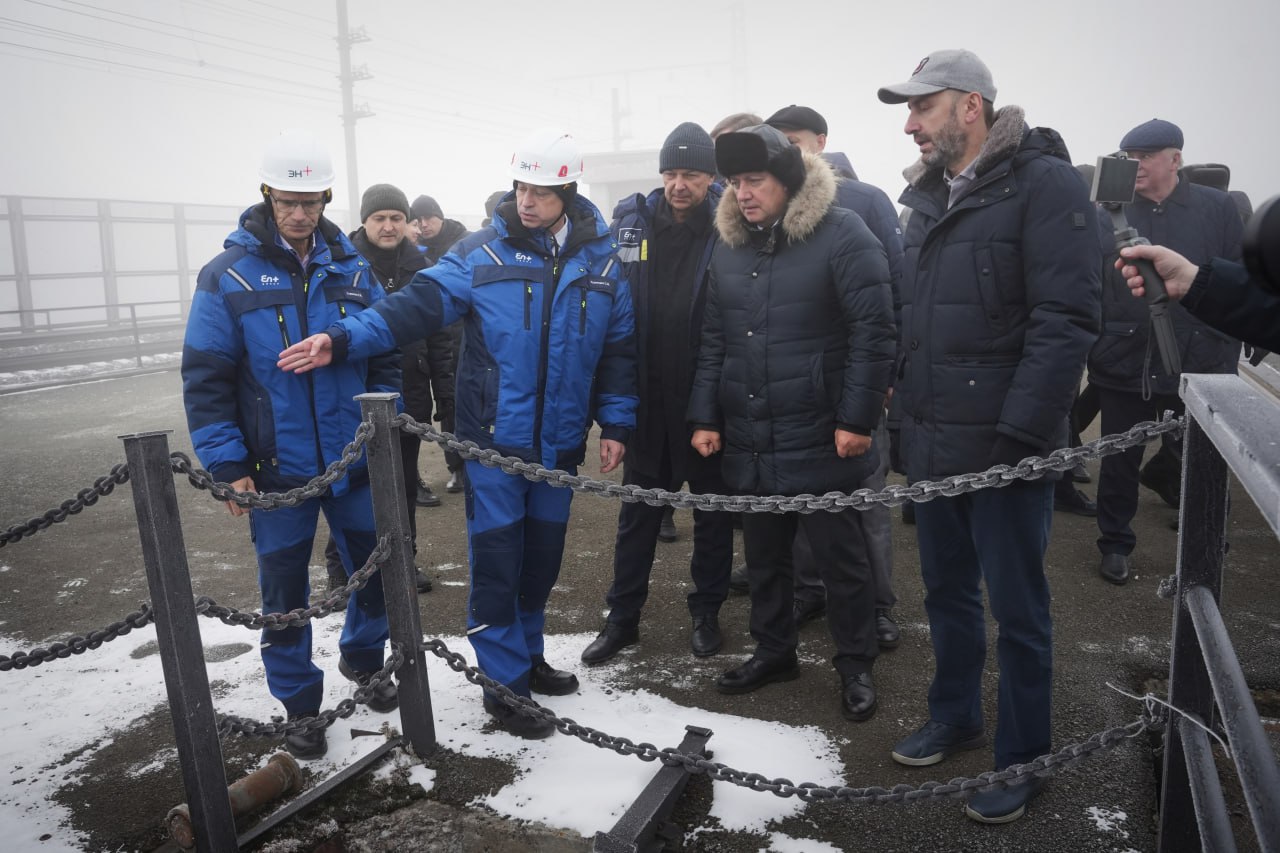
[
  {"xmin": 465, "ymin": 459, "xmax": 574, "ymax": 696},
  {"xmin": 914, "ymin": 479, "xmax": 1054, "ymax": 768},
  {"xmin": 250, "ymin": 483, "xmax": 387, "ymax": 715}
]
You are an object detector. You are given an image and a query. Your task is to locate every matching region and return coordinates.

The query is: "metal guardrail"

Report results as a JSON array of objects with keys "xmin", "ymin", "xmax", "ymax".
[
  {"xmin": 1158, "ymin": 362, "xmax": 1280, "ymax": 852},
  {"xmin": 0, "ymin": 300, "xmax": 187, "ymax": 372}
]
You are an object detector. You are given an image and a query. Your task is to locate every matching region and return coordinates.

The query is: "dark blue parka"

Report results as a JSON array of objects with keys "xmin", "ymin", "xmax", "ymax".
[
  {"xmin": 1181, "ymin": 258, "xmax": 1280, "ymax": 353},
  {"xmin": 895, "ymin": 106, "xmax": 1102, "ymax": 483},
  {"xmin": 1087, "ymin": 178, "xmax": 1243, "ymax": 396},
  {"xmin": 183, "ymin": 204, "xmax": 399, "ymax": 493},
  {"xmin": 611, "ymin": 185, "xmax": 721, "ymax": 481},
  {"xmin": 824, "ymin": 152, "xmax": 906, "ymax": 315},
  {"xmin": 332, "ymin": 194, "xmax": 637, "ymax": 471},
  {"xmin": 688, "ymin": 152, "xmax": 896, "ymax": 495}
]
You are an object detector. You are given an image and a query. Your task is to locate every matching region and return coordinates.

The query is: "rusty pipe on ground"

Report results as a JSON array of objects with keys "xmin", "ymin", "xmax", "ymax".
[{"xmin": 166, "ymin": 752, "xmax": 303, "ymax": 849}]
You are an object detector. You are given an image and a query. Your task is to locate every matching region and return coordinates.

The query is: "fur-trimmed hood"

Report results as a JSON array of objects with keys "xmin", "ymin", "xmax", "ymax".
[
  {"xmin": 715, "ymin": 151, "xmax": 836, "ymax": 249},
  {"xmin": 903, "ymin": 105, "xmax": 1029, "ymax": 190}
]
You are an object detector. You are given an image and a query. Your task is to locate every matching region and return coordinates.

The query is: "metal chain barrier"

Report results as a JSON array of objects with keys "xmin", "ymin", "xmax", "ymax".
[
  {"xmin": 0, "ymin": 604, "xmax": 154, "ymax": 671},
  {"xmin": 397, "ymin": 413, "xmax": 1184, "ymax": 513},
  {"xmin": 421, "ymin": 637, "xmax": 1165, "ymax": 803},
  {"xmin": 0, "ymin": 462, "xmax": 131, "ymax": 548},
  {"xmin": 168, "ymin": 421, "xmax": 374, "ymax": 510},
  {"xmin": 196, "ymin": 537, "xmax": 391, "ymax": 631},
  {"xmin": 216, "ymin": 645, "xmax": 405, "ymax": 738}
]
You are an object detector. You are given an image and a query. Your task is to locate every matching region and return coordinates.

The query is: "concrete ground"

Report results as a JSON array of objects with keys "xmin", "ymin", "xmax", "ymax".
[{"xmin": 2, "ymin": 369, "xmax": 1277, "ymax": 852}]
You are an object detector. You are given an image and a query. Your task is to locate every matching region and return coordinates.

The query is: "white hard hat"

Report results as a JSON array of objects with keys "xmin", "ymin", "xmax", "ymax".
[
  {"xmin": 259, "ymin": 129, "xmax": 335, "ymax": 192},
  {"xmin": 509, "ymin": 128, "xmax": 583, "ymax": 186}
]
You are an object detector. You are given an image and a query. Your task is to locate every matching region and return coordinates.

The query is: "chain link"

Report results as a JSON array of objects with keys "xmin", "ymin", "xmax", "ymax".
[
  {"xmin": 0, "ymin": 605, "xmax": 154, "ymax": 671},
  {"xmin": 168, "ymin": 421, "xmax": 374, "ymax": 509},
  {"xmin": 397, "ymin": 413, "xmax": 1183, "ymax": 512},
  {"xmin": 0, "ymin": 463, "xmax": 131, "ymax": 548},
  {"xmin": 196, "ymin": 537, "xmax": 391, "ymax": 631},
  {"xmin": 421, "ymin": 637, "xmax": 1164, "ymax": 803},
  {"xmin": 217, "ymin": 645, "xmax": 405, "ymax": 738}
]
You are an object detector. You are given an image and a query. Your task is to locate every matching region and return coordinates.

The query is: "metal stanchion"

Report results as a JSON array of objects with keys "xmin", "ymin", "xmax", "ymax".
[
  {"xmin": 120, "ymin": 429, "xmax": 237, "ymax": 852},
  {"xmin": 357, "ymin": 393, "xmax": 437, "ymax": 756}
]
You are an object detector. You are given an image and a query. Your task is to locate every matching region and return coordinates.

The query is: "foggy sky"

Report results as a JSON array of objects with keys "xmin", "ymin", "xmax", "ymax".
[{"xmin": 2, "ymin": 0, "xmax": 1277, "ymax": 226}]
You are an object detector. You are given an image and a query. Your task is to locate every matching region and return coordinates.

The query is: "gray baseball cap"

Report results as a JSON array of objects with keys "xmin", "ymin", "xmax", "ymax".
[{"xmin": 877, "ymin": 49, "xmax": 997, "ymax": 104}]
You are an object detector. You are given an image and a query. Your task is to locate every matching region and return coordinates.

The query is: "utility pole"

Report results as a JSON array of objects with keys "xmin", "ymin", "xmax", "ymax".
[{"xmin": 335, "ymin": 0, "xmax": 373, "ymax": 219}]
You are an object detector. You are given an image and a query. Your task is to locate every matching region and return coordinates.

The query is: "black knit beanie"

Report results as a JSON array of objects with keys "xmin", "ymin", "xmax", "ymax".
[
  {"xmin": 410, "ymin": 194, "xmax": 443, "ymax": 221},
  {"xmin": 659, "ymin": 122, "xmax": 717, "ymax": 174},
  {"xmin": 360, "ymin": 183, "xmax": 410, "ymax": 222}
]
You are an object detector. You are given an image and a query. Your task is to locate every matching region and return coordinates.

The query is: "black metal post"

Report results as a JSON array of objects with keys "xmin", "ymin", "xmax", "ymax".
[
  {"xmin": 120, "ymin": 430, "xmax": 237, "ymax": 853},
  {"xmin": 356, "ymin": 393, "xmax": 436, "ymax": 757},
  {"xmin": 1185, "ymin": 585, "xmax": 1280, "ymax": 849},
  {"xmin": 1158, "ymin": 413, "xmax": 1228, "ymax": 853},
  {"xmin": 1176, "ymin": 715, "xmax": 1237, "ymax": 853},
  {"xmin": 593, "ymin": 725, "xmax": 713, "ymax": 853}
]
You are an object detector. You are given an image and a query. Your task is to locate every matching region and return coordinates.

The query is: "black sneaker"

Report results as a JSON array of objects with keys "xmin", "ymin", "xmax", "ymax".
[
  {"xmin": 483, "ymin": 694, "xmax": 555, "ymax": 739},
  {"xmin": 414, "ymin": 568, "xmax": 433, "ymax": 593},
  {"xmin": 284, "ymin": 712, "xmax": 327, "ymax": 760},
  {"xmin": 416, "ymin": 479, "xmax": 442, "ymax": 508},
  {"xmin": 339, "ymin": 657, "xmax": 399, "ymax": 712},
  {"xmin": 446, "ymin": 469, "xmax": 466, "ymax": 494}
]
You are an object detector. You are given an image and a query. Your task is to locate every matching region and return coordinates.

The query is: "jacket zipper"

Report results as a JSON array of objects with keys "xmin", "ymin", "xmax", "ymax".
[
  {"xmin": 524, "ymin": 284, "xmax": 532, "ymax": 330},
  {"xmin": 578, "ymin": 286, "xmax": 587, "ymax": 334},
  {"xmin": 274, "ymin": 307, "xmax": 291, "ymax": 348},
  {"xmin": 531, "ymin": 250, "xmax": 558, "ymax": 461}
]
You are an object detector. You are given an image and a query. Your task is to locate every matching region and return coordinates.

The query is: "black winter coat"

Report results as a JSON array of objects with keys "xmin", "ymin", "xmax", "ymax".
[
  {"xmin": 688, "ymin": 152, "xmax": 895, "ymax": 495},
  {"xmin": 1087, "ymin": 178, "xmax": 1243, "ymax": 396},
  {"xmin": 895, "ymin": 106, "xmax": 1102, "ymax": 482}
]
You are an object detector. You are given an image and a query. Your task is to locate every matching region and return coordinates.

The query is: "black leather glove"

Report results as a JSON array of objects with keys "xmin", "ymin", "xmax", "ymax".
[{"xmin": 988, "ymin": 435, "xmax": 1039, "ymax": 468}]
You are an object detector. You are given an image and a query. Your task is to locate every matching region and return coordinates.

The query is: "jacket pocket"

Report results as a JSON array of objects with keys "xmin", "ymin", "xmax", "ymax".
[{"xmin": 972, "ymin": 247, "xmax": 1009, "ymax": 335}]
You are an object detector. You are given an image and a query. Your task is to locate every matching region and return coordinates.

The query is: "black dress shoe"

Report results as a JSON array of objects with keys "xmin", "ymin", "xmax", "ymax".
[
  {"xmin": 581, "ymin": 622, "xmax": 639, "ymax": 664},
  {"xmin": 657, "ymin": 508, "xmax": 678, "ymax": 543},
  {"xmin": 1054, "ymin": 486, "xmax": 1097, "ymax": 517},
  {"xmin": 1070, "ymin": 462, "xmax": 1092, "ymax": 484},
  {"xmin": 690, "ymin": 615, "xmax": 722, "ymax": 657},
  {"xmin": 415, "ymin": 479, "xmax": 442, "ymax": 508},
  {"xmin": 414, "ymin": 568, "xmax": 433, "ymax": 593},
  {"xmin": 446, "ymin": 469, "xmax": 465, "ymax": 493},
  {"xmin": 875, "ymin": 608, "xmax": 900, "ymax": 649},
  {"xmin": 840, "ymin": 671, "xmax": 877, "ymax": 722},
  {"xmin": 339, "ymin": 657, "xmax": 399, "ymax": 712},
  {"xmin": 483, "ymin": 694, "xmax": 555, "ymax": 739},
  {"xmin": 727, "ymin": 564, "xmax": 750, "ymax": 594},
  {"xmin": 716, "ymin": 655, "xmax": 800, "ymax": 694},
  {"xmin": 793, "ymin": 597, "xmax": 826, "ymax": 625},
  {"xmin": 1099, "ymin": 553, "xmax": 1130, "ymax": 585},
  {"xmin": 284, "ymin": 712, "xmax": 328, "ymax": 760},
  {"xmin": 529, "ymin": 658, "xmax": 579, "ymax": 695}
]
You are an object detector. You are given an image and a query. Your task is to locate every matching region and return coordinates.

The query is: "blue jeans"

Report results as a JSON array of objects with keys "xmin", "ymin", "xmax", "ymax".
[{"xmin": 914, "ymin": 479, "xmax": 1053, "ymax": 768}]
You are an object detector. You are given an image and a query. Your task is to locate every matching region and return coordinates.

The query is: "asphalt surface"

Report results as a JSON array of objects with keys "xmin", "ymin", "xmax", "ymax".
[{"xmin": 2, "ymin": 369, "xmax": 1278, "ymax": 852}]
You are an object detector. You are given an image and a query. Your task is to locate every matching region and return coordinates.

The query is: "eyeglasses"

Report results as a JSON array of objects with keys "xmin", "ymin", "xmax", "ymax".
[{"xmin": 270, "ymin": 196, "xmax": 324, "ymax": 214}]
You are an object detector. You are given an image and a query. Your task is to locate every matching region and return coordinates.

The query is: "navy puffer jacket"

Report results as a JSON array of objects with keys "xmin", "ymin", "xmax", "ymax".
[
  {"xmin": 895, "ymin": 107, "xmax": 1102, "ymax": 482},
  {"xmin": 688, "ymin": 152, "xmax": 896, "ymax": 495}
]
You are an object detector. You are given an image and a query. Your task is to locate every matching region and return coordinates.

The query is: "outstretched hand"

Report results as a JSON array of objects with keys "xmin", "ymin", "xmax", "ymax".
[{"xmin": 278, "ymin": 333, "xmax": 334, "ymax": 374}]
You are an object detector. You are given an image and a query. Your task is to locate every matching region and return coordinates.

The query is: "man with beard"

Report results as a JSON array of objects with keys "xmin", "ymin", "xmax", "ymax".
[
  {"xmin": 878, "ymin": 50, "xmax": 1100, "ymax": 823},
  {"xmin": 581, "ymin": 122, "xmax": 734, "ymax": 664}
]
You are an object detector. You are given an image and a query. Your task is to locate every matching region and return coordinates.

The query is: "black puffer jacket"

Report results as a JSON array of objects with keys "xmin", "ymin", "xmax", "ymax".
[
  {"xmin": 687, "ymin": 151, "xmax": 895, "ymax": 495},
  {"xmin": 1087, "ymin": 178, "xmax": 1243, "ymax": 396},
  {"xmin": 895, "ymin": 107, "xmax": 1101, "ymax": 482}
]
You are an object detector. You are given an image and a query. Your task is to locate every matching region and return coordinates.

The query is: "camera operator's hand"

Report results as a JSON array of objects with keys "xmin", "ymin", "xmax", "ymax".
[{"xmin": 1116, "ymin": 245, "xmax": 1198, "ymax": 302}]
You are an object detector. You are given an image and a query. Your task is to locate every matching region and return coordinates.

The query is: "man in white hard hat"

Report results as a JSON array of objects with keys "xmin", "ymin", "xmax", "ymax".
[
  {"xmin": 182, "ymin": 129, "xmax": 402, "ymax": 761},
  {"xmin": 278, "ymin": 128, "xmax": 637, "ymax": 740}
]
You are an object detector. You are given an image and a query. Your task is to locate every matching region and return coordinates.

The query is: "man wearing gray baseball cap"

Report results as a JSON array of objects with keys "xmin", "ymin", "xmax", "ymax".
[{"xmin": 878, "ymin": 49, "xmax": 1102, "ymax": 825}]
